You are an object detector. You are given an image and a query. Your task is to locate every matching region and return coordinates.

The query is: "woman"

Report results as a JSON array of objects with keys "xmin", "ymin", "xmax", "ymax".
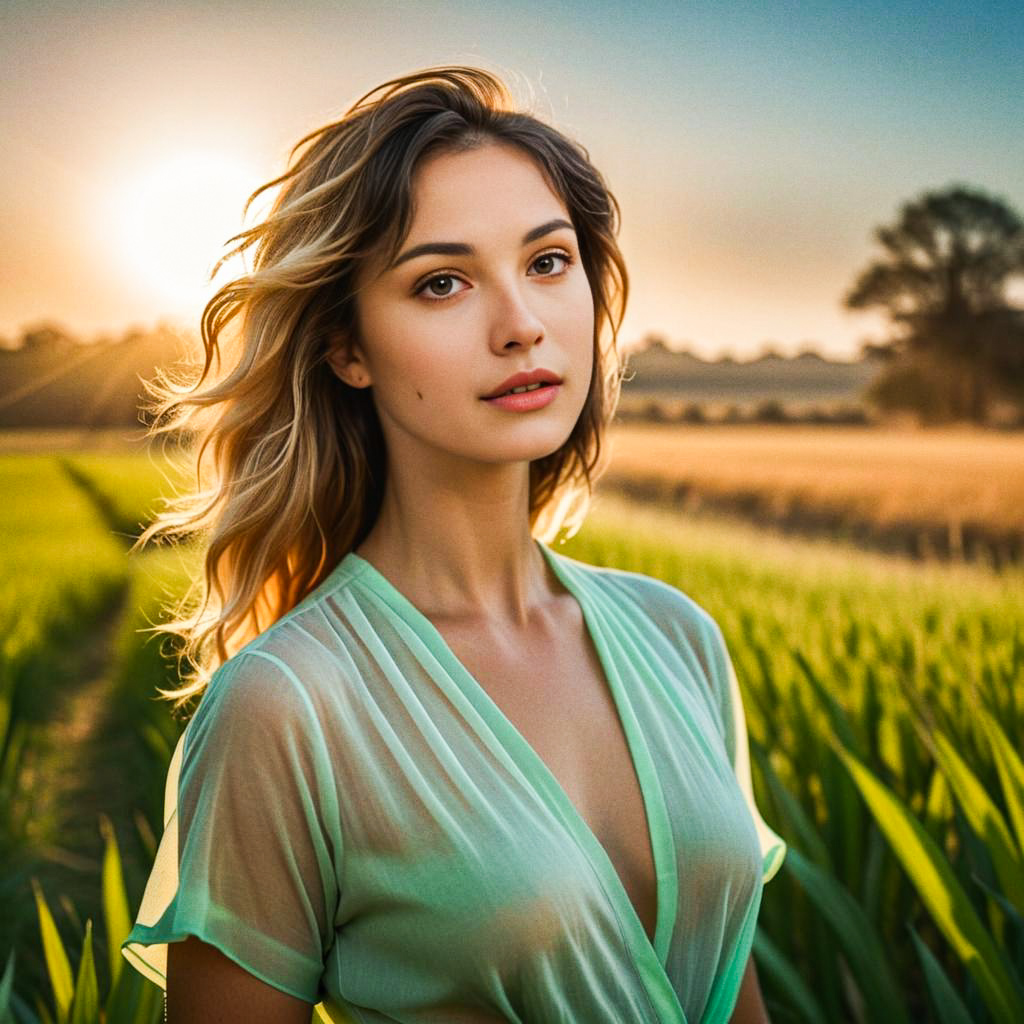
[{"xmin": 121, "ymin": 65, "xmax": 785, "ymax": 1024}]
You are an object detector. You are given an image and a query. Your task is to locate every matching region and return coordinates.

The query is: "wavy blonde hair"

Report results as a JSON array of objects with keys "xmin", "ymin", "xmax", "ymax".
[{"xmin": 137, "ymin": 64, "xmax": 630, "ymax": 715}]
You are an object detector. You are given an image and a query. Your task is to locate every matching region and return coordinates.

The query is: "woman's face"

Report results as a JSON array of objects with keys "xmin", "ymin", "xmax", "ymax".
[{"xmin": 332, "ymin": 141, "xmax": 595, "ymax": 469}]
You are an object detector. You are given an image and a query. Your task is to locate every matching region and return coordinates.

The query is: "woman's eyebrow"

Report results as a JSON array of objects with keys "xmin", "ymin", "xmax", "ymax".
[{"xmin": 389, "ymin": 218, "xmax": 575, "ymax": 270}]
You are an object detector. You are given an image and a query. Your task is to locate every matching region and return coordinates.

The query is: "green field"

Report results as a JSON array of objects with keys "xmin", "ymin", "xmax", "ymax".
[{"xmin": 1, "ymin": 448, "xmax": 1022, "ymax": 1023}]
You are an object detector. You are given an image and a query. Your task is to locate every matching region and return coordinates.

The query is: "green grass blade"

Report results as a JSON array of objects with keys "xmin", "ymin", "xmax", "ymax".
[
  {"xmin": 978, "ymin": 705, "xmax": 1024, "ymax": 860},
  {"xmin": 128, "ymin": 980, "xmax": 163, "ymax": 1024},
  {"xmin": 907, "ymin": 923, "xmax": 974, "ymax": 1024},
  {"xmin": 9, "ymin": 988, "xmax": 42, "ymax": 1024},
  {"xmin": 68, "ymin": 920, "xmax": 98, "ymax": 1024},
  {"xmin": 33, "ymin": 992, "xmax": 55, "ymax": 1024},
  {"xmin": 751, "ymin": 925, "xmax": 829, "ymax": 1024},
  {"xmin": 832, "ymin": 742, "xmax": 1024, "ymax": 1024},
  {"xmin": 105, "ymin": 955, "xmax": 161, "ymax": 1024},
  {"xmin": 968, "ymin": 871, "xmax": 1024, "ymax": 960},
  {"xmin": 784, "ymin": 846, "xmax": 910, "ymax": 1024},
  {"xmin": 30, "ymin": 878, "xmax": 73, "ymax": 1024},
  {"xmin": 753, "ymin": 745, "xmax": 830, "ymax": 869},
  {"xmin": 931, "ymin": 728, "xmax": 1024, "ymax": 915},
  {"xmin": 792, "ymin": 649, "xmax": 865, "ymax": 757},
  {"xmin": 98, "ymin": 814, "xmax": 131, "ymax": 990},
  {"xmin": 0, "ymin": 948, "xmax": 15, "ymax": 1024},
  {"xmin": 923, "ymin": 765, "xmax": 954, "ymax": 835}
]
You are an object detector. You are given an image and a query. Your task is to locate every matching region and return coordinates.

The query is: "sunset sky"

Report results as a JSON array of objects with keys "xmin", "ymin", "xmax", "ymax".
[{"xmin": 3, "ymin": 0, "xmax": 1022, "ymax": 360}]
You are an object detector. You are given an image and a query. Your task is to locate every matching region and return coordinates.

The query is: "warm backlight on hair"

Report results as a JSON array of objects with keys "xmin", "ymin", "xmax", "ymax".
[{"xmin": 106, "ymin": 148, "xmax": 264, "ymax": 320}]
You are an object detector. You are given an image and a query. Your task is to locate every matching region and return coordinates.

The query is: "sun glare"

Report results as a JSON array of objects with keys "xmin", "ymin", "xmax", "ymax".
[{"xmin": 107, "ymin": 149, "xmax": 266, "ymax": 320}]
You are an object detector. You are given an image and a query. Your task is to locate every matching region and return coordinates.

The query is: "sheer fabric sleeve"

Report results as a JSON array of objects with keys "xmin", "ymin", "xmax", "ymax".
[
  {"xmin": 704, "ymin": 618, "xmax": 787, "ymax": 885},
  {"xmin": 120, "ymin": 649, "xmax": 342, "ymax": 1003}
]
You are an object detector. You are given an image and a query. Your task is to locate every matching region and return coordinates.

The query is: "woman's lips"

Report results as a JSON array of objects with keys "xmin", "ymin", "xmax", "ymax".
[{"xmin": 481, "ymin": 383, "xmax": 561, "ymax": 411}]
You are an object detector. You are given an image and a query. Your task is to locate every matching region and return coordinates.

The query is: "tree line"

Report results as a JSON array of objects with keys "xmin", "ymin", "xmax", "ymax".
[{"xmin": 1, "ymin": 184, "xmax": 1022, "ymax": 429}]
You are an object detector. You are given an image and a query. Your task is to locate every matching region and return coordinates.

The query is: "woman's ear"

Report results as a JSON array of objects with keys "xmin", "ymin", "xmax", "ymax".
[{"xmin": 326, "ymin": 332, "xmax": 373, "ymax": 389}]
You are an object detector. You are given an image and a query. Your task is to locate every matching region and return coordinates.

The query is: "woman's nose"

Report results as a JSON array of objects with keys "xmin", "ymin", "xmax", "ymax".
[{"xmin": 488, "ymin": 280, "xmax": 545, "ymax": 352}]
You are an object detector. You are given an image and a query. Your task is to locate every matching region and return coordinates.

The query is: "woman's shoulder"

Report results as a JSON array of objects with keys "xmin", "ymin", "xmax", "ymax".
[
  {"xmin": 200, "ymin": 640, "xmax": 326, "ymax": 729},
  {"xmin": 201, "ymin": 565, "xmax": 365, "ymax": 715},
  {"xmin": 234, "ymin": 553, "xmax": 368, "ymax": 655}
]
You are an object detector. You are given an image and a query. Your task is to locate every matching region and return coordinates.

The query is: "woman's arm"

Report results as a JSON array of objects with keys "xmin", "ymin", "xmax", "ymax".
[
  {"xmin": 729, "ymin": 951, "xmax": 772, "ymax": 1024},
  {"xmin": 166, "ymin": 934, "xmax": 314, "ymax": 1024}
]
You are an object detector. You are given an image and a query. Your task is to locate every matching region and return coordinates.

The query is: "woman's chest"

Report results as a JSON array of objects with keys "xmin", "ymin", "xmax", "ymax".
[
  {"xmin": 430, "ymin": 605, "xmax": 661, "ymax": 945},
  {"xmin": 328, "ymin": 601, "xmax": 755, "ymax": 892},
  {"xmin": 324, "ymin": 600, "xmax": 764, "ymax": 1015}
]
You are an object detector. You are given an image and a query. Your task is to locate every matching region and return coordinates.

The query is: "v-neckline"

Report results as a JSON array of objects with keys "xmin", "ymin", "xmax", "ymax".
[{"xmin": 341, "ymin": 540, "xmax": 683, "ymax": 1008}]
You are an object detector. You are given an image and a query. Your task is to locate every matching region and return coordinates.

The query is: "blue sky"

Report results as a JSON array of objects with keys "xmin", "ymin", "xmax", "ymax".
[{"xmin": 3, "ymin": 0, "xmax": 1022, "ymax": 359}]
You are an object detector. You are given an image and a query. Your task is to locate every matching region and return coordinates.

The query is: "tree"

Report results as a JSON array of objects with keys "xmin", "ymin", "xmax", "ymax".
[
  {"xmin": 19, "ymin": 321, "xmax": 79, "ymax": 352},
  {"xmin": 844, "ymin": 184, "xmax": 1024, "ymax": 424}
]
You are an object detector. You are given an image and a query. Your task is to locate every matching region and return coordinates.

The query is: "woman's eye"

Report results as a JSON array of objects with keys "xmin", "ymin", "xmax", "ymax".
[
  {"xmin": 529, "ymin": 251, "xmax": 572, "ymax": 276},
  {"xmin": 415, "ymin": 250, "xmax": 573, "ymax": 302},
  {"xmin": 419, "ymin": 274, "xmax": 467, "ymax": 300}
]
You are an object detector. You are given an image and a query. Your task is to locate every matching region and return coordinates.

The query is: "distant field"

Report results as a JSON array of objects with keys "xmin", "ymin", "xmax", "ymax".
[
  {"xmin": 606, "ymin": 423, "xmax": 1024, "ymax": 561},
  {"xmin": 3, "ymin": 423, "xmax": 1022, "ymax": 561},
  {"xmin": 0, "ymin": 426, "xmax": 155, "ymax": 453}
]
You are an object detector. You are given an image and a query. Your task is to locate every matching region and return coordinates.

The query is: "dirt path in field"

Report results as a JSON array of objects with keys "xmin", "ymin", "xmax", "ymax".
[
  {"xmin": 12, "ymin": 461, "xmax": 163, "ymax": 996},
  {"xmin": 6, "ymin": 579, "xmax": 133, "ymax": 1002},
  {"xmin": 27, "ymin": 583, "xmax": 133, "ymax": 888},
  {"xmin": 45, "ymin": 462, "xmax": 161, "ymax": 897}
]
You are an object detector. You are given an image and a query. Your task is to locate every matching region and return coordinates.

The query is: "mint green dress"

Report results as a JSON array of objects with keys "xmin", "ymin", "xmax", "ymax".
[{"xmin": 122, "ymin": 540, "xmax": 786, "ymax": 1023}]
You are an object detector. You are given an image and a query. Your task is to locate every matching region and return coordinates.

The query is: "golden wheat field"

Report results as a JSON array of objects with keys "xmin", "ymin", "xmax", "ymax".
[{"xmin": 606, "ymin": 423, "xmax": 1024, "ymax": 535}]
